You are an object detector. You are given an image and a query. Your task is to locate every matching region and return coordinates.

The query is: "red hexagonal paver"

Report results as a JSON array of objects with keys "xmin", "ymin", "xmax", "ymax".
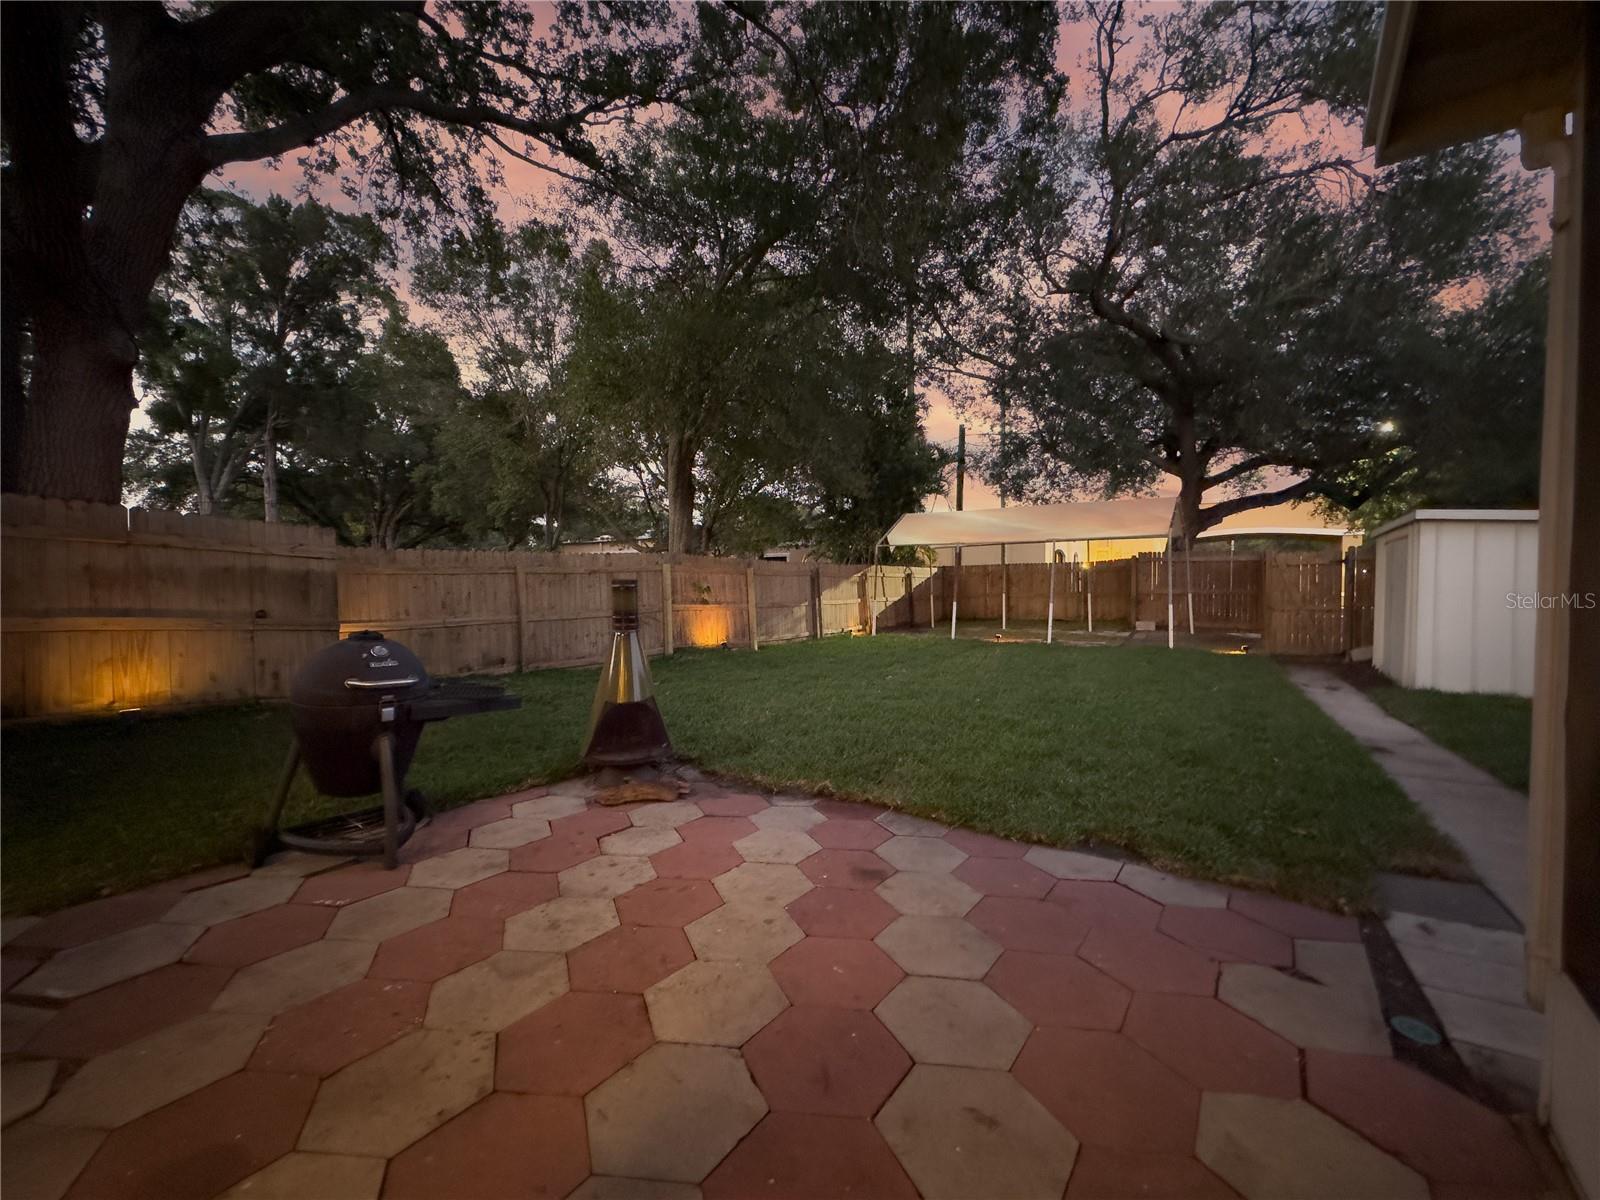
[
  {"xmin": 614, "ymin": 877, "xmax": 724, "ymax": 928},
  {"xmin": 703, "ymin": 1112, "xmax": 919, "ymax": 1199},
  {"xmin": 399, "ymin": 822, "xmax": 470, "ymax": 862},
  {"xmin": 64, "ymin": 1071, "xmax": 317, "ymax": 1200},
  {"xmin": 745, "ymin": 1007, "xmax": 910, "ymax": 1117},
  {"xmin": 813, "ymin": 799, "xmax": 883, "ymax": 822},
  {"xmin": 509, "ymin": 833, "xmax": 600, "ymax": 874},
  {"xmin": 1077, "ymin": 927, "xmax": 1218, "ymax": 996},
  {"xmin": 985, "ymin": 951, "xmax": 1130, "ymax": 1030},
  {"xmin": 426, "ymin": 797, "xmax": 514, "ymax": 833},
  {"xmin": 23, "ymin": 962, "xmax": 234, "ymax": 1059},
  {"xmin": 945, "ymin": 829, "xmax": 1029, "ymax": 858},
  {"xmin": 1066, "ymin": 1148, "xmax": 1240, "ymax": 1199},
  {"xmin": 698, "ymin": 793, "xmax": 769, "ymax": 817},
  {"xmin": 650, "ymin": 838, "xmax": 744, "ymax": 880},
  {"xmin": 3, "ymin": 954, "xmax": 38, "ymax": 992},
  {"xmin": 679, "ymin": 816, "xmax": 760, "ymax": 845},
  {"xmin": 770, "ymin": 938, "xmax": 904, "ymax": 1009},
  {"xmin": 185, "ymin": 904, "xmax": 335, "ymax": 968},
  {"xmin": 553, "ymin": 807, "xmax": 633, "ymax": 841},
  {"xmin": 1124, "ymin": 994, "xmax": 1300, "ymax": 1096},
  {"xmin": 809, "ymin": 818, "xmax": 892, "ymax": 851},
  {"xmin": 384, "ymin": 1092, "xmax": 589, "ymax": 1200},
  {"xmin": 1013, "ymin": 1028, "xmax": 1200, "ymax": 1152},
  {"xmin": 249, "ymin": 977, "xmax": 427, "ymax": 1077},
  {"xmin": 1306, "ymin": 1050, "xmax": 1544, "ymax": 1191},
  {"xmin": 968, "ymin": 897, "xmax": 1090, "ymax": 955},
  {"xmin": 497, "ymin": 991, "xmax": 655, "ymax": 1096},
  {"xmin": 1157, "ymin": 906, "xmax": 1293, "ymax": 966},
  {"xmin": 293, "ymin": 863, "xmax": 411, "ymax": 908},
  {"xmin": 368, "ymin": 917, "xmax": 503, "ymax": 982},
  {"xmin": 451, "ymin": 870, "xmax": 559, "ymax": 922},
  {"xmin": 799, "ymin": 849, "xmax": 896, "ymax": 891},
  {"xmin": 568, "ymin": 924, "xmax": 693, "ymax": 994},
  {"xmin": 1047, "ymin": 881, "xmax": 1163, "ymax": 930},
  {"xmin": 785, "ymin": 887, "xmax": 898, "ymax": 940},
  {"xmin": 1229, "ymin": 891, "xmax": 1361, "ymax": 942},
  {"xmin": 952, "ymin": 857, "xmax": 1055, "ymax": 899}
]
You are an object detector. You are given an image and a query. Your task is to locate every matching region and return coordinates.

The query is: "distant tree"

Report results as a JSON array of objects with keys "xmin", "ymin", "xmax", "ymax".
[
  {"xmin": 275, "ymin": 317, "xmax": 466, "ymax": 548},
  {"xmin": 2, "ymin": 2, "xmax": 721, "ymax": 503},
  {"xmin": 965, "ymin": 0, "xmax": 1540, "ymax": 541},
  {"xmin": 412, "ymin": 219, "xmax": 609, "ymax": 550},
  {"xmin": 130, "ymin": 190, "xmax": 392, "ymax": 518}
]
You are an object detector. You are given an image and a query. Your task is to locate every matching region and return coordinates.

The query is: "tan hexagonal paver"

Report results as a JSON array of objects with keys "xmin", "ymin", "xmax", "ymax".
[
  {"xmin": 560, "ymin": 855, "xmax": 656, "ymax": 899},
  {"xmin": 1197, "ymin": 1092, "xmax": 1428, "ymax": 1199},
  {"xmin": 162, "ymin": 876, "xmax": 301, "ymax": 927},
  {"xmin": 298, "ymin": 1028, "xmax": 494, "ymax": 1158},
  {"xmin": 630, "ymin": 802, "xmax": 704, "ymax": 829},
  {"xmin": 0, "ymin": 1120, "xmax": 105, "ymax": 1200},
  {"xmin": 513, "ymin": 794, "xmax": 589, "ymax": 821},
  {"xmin": 1023, "ymin": 846, "xmax": 1122, "ymax": 880},
  {"xmin": 567, "ymin": 1178, "xmax": 702, "ymax": 1200},
  {"xmin": 212, "ymin": 938, "xmax": 376, "ymax": 1014},
  {"xmin": 325, "ymin": 885, "xmax": 452, "ymax": 943},
  {"xmin": 712, "ymin": 863, "xmax": 813, "ymax": 908},
  {"xmin": 875, "ymin": 977, "xmax": 1029, "ymax": 1069},
  {"xmin": 1218, "ymin": 962, "xmax": 1390, "ymax": 1055},
  {"xmin": 875, "ymin": 916, "xmax": 1001, "ymax": 979},
  {"xmin": 425, "ymin": 950, "xmax": 569, "ymax": 1032},
  {"xmin": 1117, "ymin": 863, "xmax": 1229, "ymax": 907},
  {"xmin": 505, "ymin": 896, "xmax": 619, "ymax": 952},
  {"xmin": 35, "ymin": 1011, "xmax": 267, "ymax": 1129},
  {"xmin": 876, "ymin": 836, "xmax": 967, "ymax": 874},
  {"xmin": 733, "ymin": 829, "xmax": 820, "ymax": 865},
  {"xmin": 645, "ymin": 960, "xmax": 788, "ymax": 1046},
  {"xmin": 876, "ymin": 872, "xmax": 980, "ymax": 918},
  {"xmin": 469, "ymin": 817, "xmax": 553, "ymax": 849},
  {"xmin": 12, "ymin": 922, "xmax": 204, "ymax": 1000},
  {"xmin": 600, "ymin": 826, "xmax": 683, "ymax": 857},
  {"xmin": 218, "ymin": 1152, "xmax": 385, "ymax": 1199},
  {"xmin": 586, "ymin": 1043, "xmax": 767, "ymax": 1182},
  {"xmin": 685, "ymin": 904, "xmax": 803, "ymax": 963},
  {"xmin": 875, "ymin": 1065, "xmax": 1077, "ymax": 1200},
  {"xmin": 875, "ymin": 811, "xmax": 949, "ymax": 837},
  {"xmin": 749, "ymin": 806, "xmax": 824, "ymax": 832},
  {"xmin": 407, "ymin": 847, "xmax": 509, "ymax": 890}
]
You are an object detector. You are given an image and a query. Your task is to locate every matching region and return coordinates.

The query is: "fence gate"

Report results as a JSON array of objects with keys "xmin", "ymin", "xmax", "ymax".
[{"xmin": 1263, "ymin": 553, "xmax": 1346, "ymax": 655}]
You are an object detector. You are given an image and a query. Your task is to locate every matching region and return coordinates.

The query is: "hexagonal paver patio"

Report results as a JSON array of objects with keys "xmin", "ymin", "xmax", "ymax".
[{"xmin": 0, "ymin": 779, "xmax": 1550, "ymax": 1199}]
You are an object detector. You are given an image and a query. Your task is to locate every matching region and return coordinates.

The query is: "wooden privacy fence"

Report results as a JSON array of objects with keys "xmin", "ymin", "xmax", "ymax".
[{"xmin": 1, "ymin": 496, "xmax": 928, "ymax": 719}]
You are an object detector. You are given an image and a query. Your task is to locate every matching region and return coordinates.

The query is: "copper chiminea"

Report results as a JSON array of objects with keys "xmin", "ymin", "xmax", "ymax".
[{"xmin": 582, "ymin": 579, "xmax": 673, "ymax": 766}]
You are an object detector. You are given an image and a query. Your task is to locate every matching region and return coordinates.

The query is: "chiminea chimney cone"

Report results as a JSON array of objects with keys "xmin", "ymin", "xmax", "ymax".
[{"xmin": 582, "ymin": 579, "xmax": 673, "ymax": 766}]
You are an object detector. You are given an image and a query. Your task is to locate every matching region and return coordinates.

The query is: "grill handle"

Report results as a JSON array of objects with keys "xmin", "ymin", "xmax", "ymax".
[{"xmin": 344, "ymin": 676, "xmax": 421, "ymax": 690}]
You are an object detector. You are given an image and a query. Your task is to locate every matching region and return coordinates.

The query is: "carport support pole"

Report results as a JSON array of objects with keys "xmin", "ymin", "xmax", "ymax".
[
  {"xmin": 1046, "ymin": 541, "xmax": 1056, "ymax": 643},
  {"xmin": 1001, "ymin": 543, "xmax": 1008, "ymax": 631},
  {"xmin": 1086, "ymin": 555, "xmax": 1094, "ymax": 633},
  {"xmin": 951, "ymin": 548, "xmax": 960, "ymax": 640},
  {"xmin": 1166, "ymin": 534, "xmax": 1175, "ymax": 650},
  {"xmin": 1185, "ymin": 539, "xmax": 1196, "ymax": 635}
]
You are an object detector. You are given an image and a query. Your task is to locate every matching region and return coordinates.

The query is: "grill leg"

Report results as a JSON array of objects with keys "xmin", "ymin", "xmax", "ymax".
[
  {"xmin": 253, "ymin": 742, "xmax": 301, "ymax": 867},
  {"xmin": 377, "ymin": 733, "xmax": 401, "ymax": 870}
]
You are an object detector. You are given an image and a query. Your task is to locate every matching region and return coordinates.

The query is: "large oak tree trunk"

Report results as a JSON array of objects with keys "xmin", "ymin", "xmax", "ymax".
[{"xmin": 664, "ymin": 433, "xmax": 697, "ymax": 555}]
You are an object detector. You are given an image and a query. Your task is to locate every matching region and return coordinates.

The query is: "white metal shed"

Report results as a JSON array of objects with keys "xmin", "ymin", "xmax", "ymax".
[{"xmin": 1372, "ymin": 509, "xmax": 1540, "ymax": 696}]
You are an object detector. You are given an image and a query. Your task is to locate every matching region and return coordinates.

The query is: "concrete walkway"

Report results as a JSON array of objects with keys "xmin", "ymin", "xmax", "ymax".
[
  {"xmin": 1, "ymin": 777, "xmax": 1563, "ymax": 1199},
  {"xmin": 1287, "ymin": 666, "xmax": 1545, "ymax": 1109}
]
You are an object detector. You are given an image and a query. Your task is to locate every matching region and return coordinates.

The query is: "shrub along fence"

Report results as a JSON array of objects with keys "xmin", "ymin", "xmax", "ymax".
[{"xmin": 1, "ymin": 495, "xmax": 1365, "ymax": 719}]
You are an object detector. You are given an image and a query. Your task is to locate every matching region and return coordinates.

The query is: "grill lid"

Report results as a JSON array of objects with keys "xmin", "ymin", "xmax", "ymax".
[{"xmin": 290, "ymin": 630, "xmax": 431, "ymax": 708}]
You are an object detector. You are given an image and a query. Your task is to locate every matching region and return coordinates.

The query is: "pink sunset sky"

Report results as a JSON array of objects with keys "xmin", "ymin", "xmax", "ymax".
[{"xmin": 208, "ymin": 2, "xmax": 1551, "ymax": 514}]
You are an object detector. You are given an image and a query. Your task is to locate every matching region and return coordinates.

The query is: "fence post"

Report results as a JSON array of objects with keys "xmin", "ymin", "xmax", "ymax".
[
  {"xmin": 662, "ymin": 562, "xmax": 674, "ymax": 656},
  {"xmin": 513, "ymin": 559, "xmax": 528, "ymax": 672},
  {"xmin": 746, "ymin": 565, "xmax": 759, "ymax": 650},
  {"xmin": 810, "ymin": 565, "xmax": 821, "ymax": 639}
]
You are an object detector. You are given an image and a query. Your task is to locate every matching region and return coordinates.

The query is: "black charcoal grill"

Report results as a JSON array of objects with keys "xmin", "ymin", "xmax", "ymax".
[{"xmin": 254, "ymin": 630, "xmax": 521, "ymax": 868}]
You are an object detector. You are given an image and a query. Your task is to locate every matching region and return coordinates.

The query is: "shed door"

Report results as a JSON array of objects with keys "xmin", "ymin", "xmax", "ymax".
[{"xmin": 1381, "ymin": 534, "xmax": 1410, "ymax": 681}]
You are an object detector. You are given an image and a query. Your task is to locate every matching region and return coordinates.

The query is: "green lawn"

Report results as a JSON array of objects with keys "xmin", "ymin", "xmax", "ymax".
[
  {"xmin": 2, "ymin": 636, "xmax": 1459, "ymax": 915},
  {"xmin": 1365, "ymin": 684, "xmax": 1532, "ymax": 791}
]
